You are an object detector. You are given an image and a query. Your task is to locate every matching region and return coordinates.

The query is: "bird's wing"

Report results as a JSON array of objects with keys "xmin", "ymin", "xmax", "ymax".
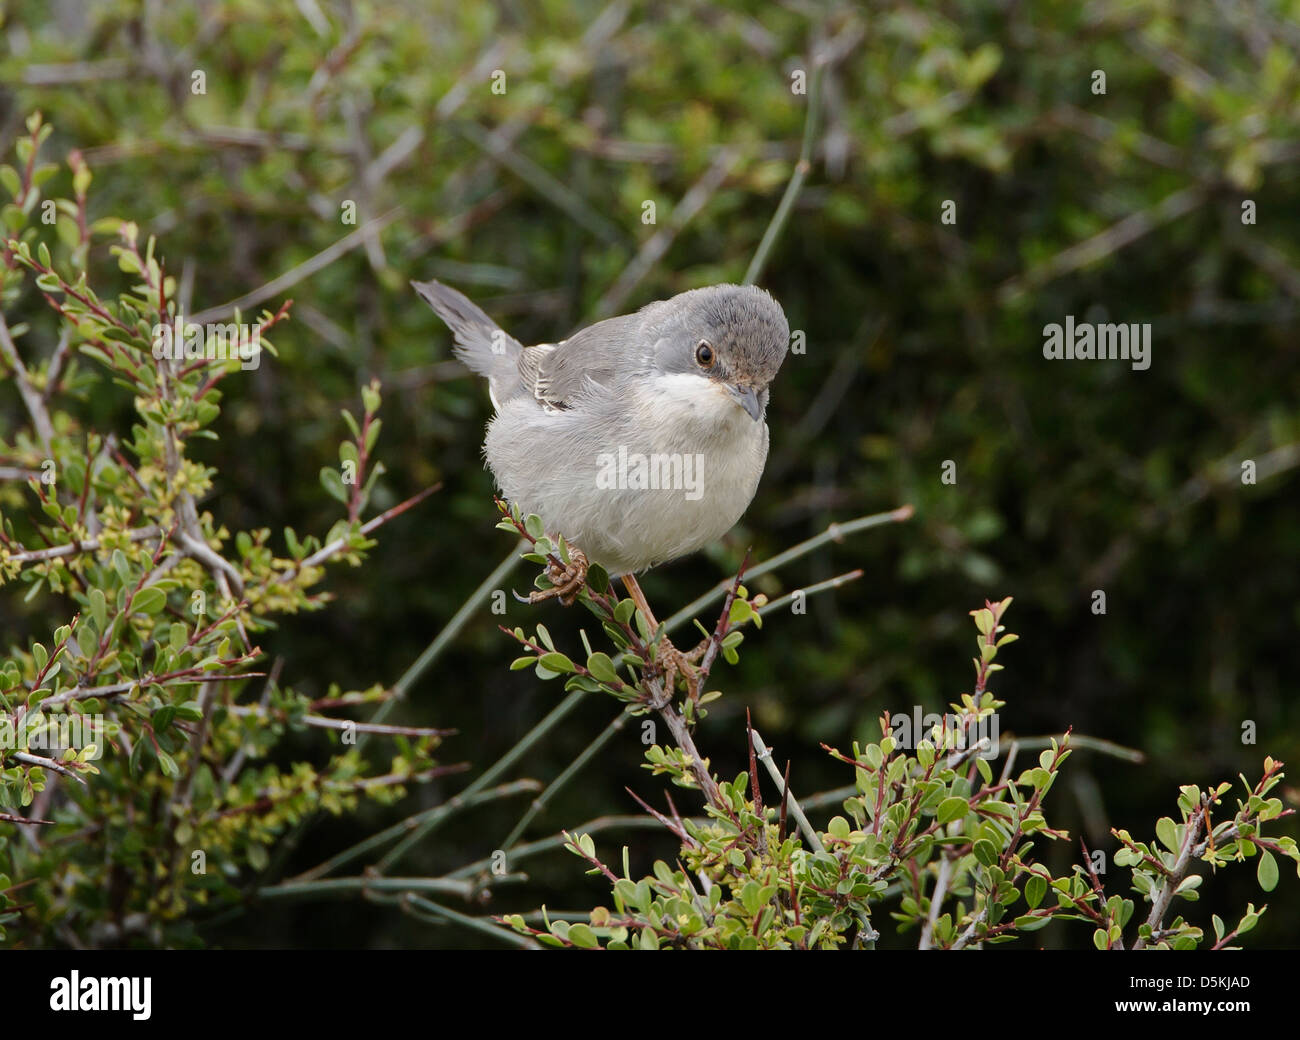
[{"xmin": 517, "ymin": 313, "xmax": 640, "ymax": 410}]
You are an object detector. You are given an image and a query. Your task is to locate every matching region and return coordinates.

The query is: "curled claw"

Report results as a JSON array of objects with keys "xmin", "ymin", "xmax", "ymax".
[
  {"xmin": 524, "ymin": 548, "xmax": 589, "ymax": 607},
  {"xmin": 621, "ymin": 574, "xmax": 707, "ymax": 703},
  {"xmin": 653, "ymin": 635, "xmax": 703, "ymax": 705}
]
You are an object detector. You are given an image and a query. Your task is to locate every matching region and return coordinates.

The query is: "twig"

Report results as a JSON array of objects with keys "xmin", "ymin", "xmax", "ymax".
[
  {"xmin": 0, "ymin": 812, "xmax": 55, "ymax": 826},
  {"xmin": 624, "ymin": 787, "xmax": 700, "ymax": 849},
  {"xmin": 222, "ymin": 658, "xmax": 281, "ymax": 784},
  {"xmin": 999, "ymin": 186, "xmax": 1207, "ymax": 302},
  {"xmin": 1007, "ymin": 733, "xmax": 1144, "ymax": 763},
  {"xmin": 399, "ymin": 893, "xmax": 542, "ymax": 949},
  {"xmin": 456, "ymin": 120, "xmax": 624, "ymax": 246},
  {"xmin": 259, "ymin": 874, "xmax": 482, "ymax": 902},
  {"xmin": 268, "ymin": 482, "xmax": 441, "ymax": 588},
  {"xmin": 0, "ymin": 311, "xmax": 55, "ymax": 452},
  {"xmin": 662, "ymin": 505, "xmax": 913, "ymax": 635},
  {"xmin": 37, "ymin": 669, "xmax": 257, "ymax": 711},
  {"xmin": 743, "ymin": 56, "xmax": 824, "ymax": 285},
  {"xmin": 749, "ymin": 726, "xmax": 824, "ymax": 853},
  {"xmin": 294, "ymin": 773, "xmax": 546, "ymax": 882},
  {"xmin": 757, "ymin": 568, "xmax": 864, "ymax": 615},
  {"xmin": 697, "ymin": 551, "xmax": 751, "ymax": 682},
  {"xmin": 224, "ymin": 706, "xmax": 454, "ymax": 739},
  {"xmin": 919, "ymin": 854, "xmax": 953, "ymax": 950},
  {"xmin": 187, "ymin": 208, "xmax": 404, "ymax": 324},
  {"xmin": 593, "ymin": 146, "xmax": 742, "ymax": 318},
  {"xmin": 22, "ymin": 60, "xmax": 134, "ymax": 85},
  {"xmin": 500, "ymin": 710, "xmax": 628, "ymax": 851},
  {"xmin": 10, "ymin": 751, "xmax": 89, "ymax": 785},
  {"xmin": 42, "ymin": 329, "xmax": 71, "ymax": 402},
  {"xmin": 1132, "ymin": 806, "xmax": 1206, "ymax": 950}
]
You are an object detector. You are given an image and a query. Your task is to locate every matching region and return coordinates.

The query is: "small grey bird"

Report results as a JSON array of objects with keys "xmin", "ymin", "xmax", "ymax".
[
  {"xmin": 415, "ymin": 278, "xmax": 789, "ymax": 688},
  {"xmin": 416, "ymin": 279, "xmax": 788, "ymax": 575}
]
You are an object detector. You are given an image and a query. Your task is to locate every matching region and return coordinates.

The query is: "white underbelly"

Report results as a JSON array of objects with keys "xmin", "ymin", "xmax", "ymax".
[{"xmin": 486, "ymin": 376, "xmax": 769, "ymax": 574}]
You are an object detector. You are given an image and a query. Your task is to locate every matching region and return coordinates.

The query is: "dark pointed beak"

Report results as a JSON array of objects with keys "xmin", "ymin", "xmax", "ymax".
[{"xmin": 729, "ymin": 383, "xmax": 762, "ymax": 422}]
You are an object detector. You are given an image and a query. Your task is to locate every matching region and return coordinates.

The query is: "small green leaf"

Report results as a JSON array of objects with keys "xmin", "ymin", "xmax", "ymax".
[
  {"xmin": 320, "ymin": 466, "xmax": 348, "ymax": 504},
  {"xmin": 586, "ymin": 652, "xmax": 619, "ymax": 684},
  {"xmin": 132, "ymin": 587, "xmax": 167, "ymax": 615},
  {"xmin": 566, "ymin": 923, "xmax": 600, "ymax": 949},
  {"xmin": 1258, "ymin": 850, "xmax": 1279, "ymax": 892},
  {"xmin": 936, "ymin": 797, "xmax": 969, "ymax": 825},
  {"xmin": 539, "ymin": 652, "xmax": 575, "ymax": 673}
]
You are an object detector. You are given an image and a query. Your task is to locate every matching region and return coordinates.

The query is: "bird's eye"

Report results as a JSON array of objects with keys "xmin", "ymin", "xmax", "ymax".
[{"xmin": 695, "ymin": 341, "xmax": 715, "ymax": 368}]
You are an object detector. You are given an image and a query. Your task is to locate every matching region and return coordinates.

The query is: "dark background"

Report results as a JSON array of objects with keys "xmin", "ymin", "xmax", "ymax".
[{"xmin": 1, "ymin": 0, "xmax": 1297, "ymax": 948}]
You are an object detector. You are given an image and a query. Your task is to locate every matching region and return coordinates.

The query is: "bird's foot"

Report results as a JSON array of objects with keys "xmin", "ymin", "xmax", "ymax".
[
  {"xmin": 528, "ymin": 548, "xmax": 589, "ymax": 607},
  {"xmin": 654, "ymin": 634, "xmax": 709, "ymax": 705}
]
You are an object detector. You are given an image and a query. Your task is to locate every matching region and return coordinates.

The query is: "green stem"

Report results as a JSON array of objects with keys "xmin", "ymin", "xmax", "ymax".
[
  {"xmin": 259, "ymin": 875, "xmax": 478, "ymax": 901},
  {"xmin": 290, "ymin": 778, "xmax": 539, "ymax": 882},
  {"xmin": 743, "ymin": 59, "xmax": 824, "ymax": 285},
  {"xmin": 375, "ymin": 687, "xmax": 591, "ymax": 872},
  {"xmin": 447, "ymin": 813, "xmax": 674, "ymax": 880},
  {"xmin": 1009, "ymin": 733, "xmax": 1144, "ymax": 763},
  {"xmin": 662, "ymin": 506, "xmax": 912, "ymax": 634},
  {"xmin": 363, "ymin": 544, "xmax": 522, "ymax": 741},
  {"xmin": 499, "ymin": 710, "xmax": 629, "ymax": 852},
  {"xmin": 399, "ymin": 893, "xmax": 542, "ymax": 949}
]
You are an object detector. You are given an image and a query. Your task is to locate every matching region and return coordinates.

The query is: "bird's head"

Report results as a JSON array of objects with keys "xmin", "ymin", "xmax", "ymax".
[{"xmin": 646, "ymin": 284, "xmax": 790, "ymax": 422}]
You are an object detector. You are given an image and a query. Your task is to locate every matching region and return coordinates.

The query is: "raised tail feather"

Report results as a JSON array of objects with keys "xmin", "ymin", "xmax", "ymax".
[{"xmin": 412, "ymin": 279, "xmax": 522, "ymax": 381}]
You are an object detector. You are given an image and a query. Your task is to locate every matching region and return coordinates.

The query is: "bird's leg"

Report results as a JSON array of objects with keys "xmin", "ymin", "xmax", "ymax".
[
  {"xmin": 528, "ymin": 546, "xmax": 589, "ymax": 606},
  {"xmin": 621, "ymin": 574, "xmax": 707, "ymax": 703}
]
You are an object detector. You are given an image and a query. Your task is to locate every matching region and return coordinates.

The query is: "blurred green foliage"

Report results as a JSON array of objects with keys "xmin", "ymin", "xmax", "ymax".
[{"xmin": 0, "ymin": 0, "xmax": 1297, "ymax": 947}]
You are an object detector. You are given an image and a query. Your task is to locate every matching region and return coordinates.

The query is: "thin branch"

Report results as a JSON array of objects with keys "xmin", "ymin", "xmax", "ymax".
[
  {"xmin": 743, "ymin": 57, "xmax": 824, "ymax": 286},
  {"xmin": 398, "ymin": 893, "xmax": 542, "ymax": 949},
  {"xmin": 756, "ymin": 568, "xmax": 864, "ymax": 616},
  {"xmin": 749, "ymin": 726, "xmax": 824, "ymax": 853},
  {"xmin": 0, "ymin": 812, "xmax": 55, "ymax": 826},
  {"xmin": 593, "ymin": 145, "xmax": 742, "ymax": 319},
  {"xmin": 187, "ymin": 208, "xmax": 404, "ymax": 324},
  {"xmin": 662, "ymin": 505, "xmax": 913, "ymax": 635},
  {"xmin": 697, "ymin": 551, "xmax": 750, "ymax": 682},
  {"xmin": 455, "ymin": 121, "xmax": 625, "ymax": 246},
  {"xmin": 292, "ymin": 777, "xmax": 544, "ymax": 883},
  {"xmin": 0, "ymin": 311, "xmax": 55, "ymax": 452},
  {"xmin": 500, "ymin": 710, "xmax": 628, "ymax": 851},
  {"xmin": 267, "ymin": 482, "xmax": 441, "ymax": 588},
  {"xmin": 259, "ymin": 875, "xmax": 480, "ymax": 902},
  {"xmin": 224, "ymin": 705, "xmax": 454, "ymax": 739},
  {"xmin": 998, "ymin": 185, "xmax": 1207, "ymax": 302},
  {"xmin": 10, "ymin": 751, "xmax": 89, "ymax": 785},
  {"xmin": 919, "ymin": 854, "xmax": 954, "ymax": 950},
  {"xmin": 1132, "ymin": 806, "xmax": 1206, "ymax": 950}
]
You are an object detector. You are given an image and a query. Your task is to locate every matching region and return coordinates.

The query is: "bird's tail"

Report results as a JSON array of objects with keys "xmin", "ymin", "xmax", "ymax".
[{"xmin": 413, "ymin": 279, "xmax": 522, "ymax": 380}]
